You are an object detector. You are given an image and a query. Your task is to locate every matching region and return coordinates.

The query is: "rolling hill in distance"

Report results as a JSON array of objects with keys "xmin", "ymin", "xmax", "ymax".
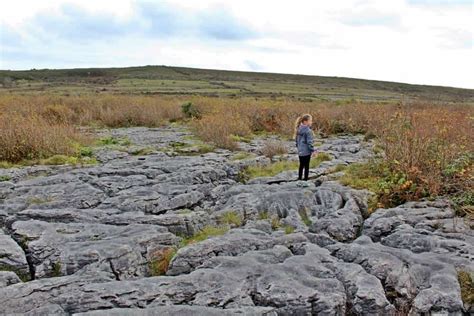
[{"xmin": 1, "ymin": 65, "xmax": 473, "ymax": 103}]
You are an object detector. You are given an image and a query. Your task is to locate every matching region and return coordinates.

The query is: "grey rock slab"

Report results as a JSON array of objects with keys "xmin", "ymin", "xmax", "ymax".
[
  {"xmin": 213, "ymin": 181, "xmax": 368, "ymax": 241},
  {"xmin": 363, "ymin": 199, "xmax": 474, "ymax": 269},
  {"xmin": 0, "ymin": 270, "xmax": 22, "ymax": 287},
  {"xmin": 327, "ymin": 236, "xmax": 467, "ymax": 315},
  {"xmin": 10, "ymin": 220, "xmax": 179, "ymax": 279},
  {"xmin": 363, "ymin": 200, "xmax": 463, "ymax": 240},
  {"xmin": 167, "ymin": 229, "xmax": 304, "ymax": 276},
  {"xmin": 0, "ymin": 243, "xmax": 353, "ymax": 315},
  {"xmin": 74, "ymin": 306, "xmax": 277, "ymax": 316},
  {"xmin": 0, "ymin": 228, "xmax": 29, "ymax": 278}
]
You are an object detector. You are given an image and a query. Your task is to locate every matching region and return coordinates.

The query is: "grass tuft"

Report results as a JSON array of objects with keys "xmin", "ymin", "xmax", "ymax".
[
  {"xmin": 180, "ymin": 225, "xmax": 229, "ymax": 246},
  {"xmin": 219, "ymin": 211, "xmax": 243, "ymax": 227},
  {"xmin": 457, "ymin": 270, "xmax": 474, "ymax": 305},
  {"xmin": 148, "ymin": 247, "xmax": 177, "ymax": 276},
  {"xmin": 283, "ymin": 225, "xmax": 295, "ymax": 234}
]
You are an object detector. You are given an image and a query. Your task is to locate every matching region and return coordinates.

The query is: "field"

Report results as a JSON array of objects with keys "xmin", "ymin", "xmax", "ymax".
[{"xmin": 0, "ymin": 65, "xmax": 473, "ymax": 213}]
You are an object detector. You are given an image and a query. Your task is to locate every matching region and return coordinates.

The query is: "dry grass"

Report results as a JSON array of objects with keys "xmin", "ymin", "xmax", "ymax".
[
  {"xmin": 0, "ymin": 113, "xmax": 88, "ymax": 163},
  {"xmin": 261, "ymin": 140, "xmax": 288, "ymax": 158},
  {"xmin": 148, "ymin": 247, "xmax": 177, "ymax": 276},
  {"xmin": 0, "ymin": 95, "xmax": 183, "ymax": 127},
  {"xmin": 0, "ymin": 95, "xmax": 182, "ymax": 163}
]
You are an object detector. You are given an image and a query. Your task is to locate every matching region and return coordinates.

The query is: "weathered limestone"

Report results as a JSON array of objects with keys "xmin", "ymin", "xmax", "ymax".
[{"xmin": 0, "ymin": 126, "xmax": 471, "ymax": 315}]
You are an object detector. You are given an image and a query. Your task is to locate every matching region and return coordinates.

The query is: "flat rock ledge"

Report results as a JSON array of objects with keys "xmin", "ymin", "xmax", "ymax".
[{"xmin": 0, "ymin": 126, "xmax": 472, "ymax": 315}]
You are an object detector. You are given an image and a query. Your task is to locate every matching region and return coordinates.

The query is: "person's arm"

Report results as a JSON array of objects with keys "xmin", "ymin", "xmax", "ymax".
[{"xmin": 306, "ymin": 130, "xmax": 315, "ymax": 153}]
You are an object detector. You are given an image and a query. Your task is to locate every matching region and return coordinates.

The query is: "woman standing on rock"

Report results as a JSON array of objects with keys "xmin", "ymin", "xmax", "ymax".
[{"xmin": 294, "ymin": 114, "xmax": 316, "ymax": 183}]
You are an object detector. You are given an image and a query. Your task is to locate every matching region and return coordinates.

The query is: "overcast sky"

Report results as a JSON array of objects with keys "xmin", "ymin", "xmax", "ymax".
[{"xmin": 1, "ymin": 0, "xmax": 473, "ymax": 88}]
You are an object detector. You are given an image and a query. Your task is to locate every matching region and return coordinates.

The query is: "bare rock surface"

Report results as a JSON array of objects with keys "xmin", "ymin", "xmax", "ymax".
[{"xmin": 0, "ymin": 126, "xmax": 472, "ymax": 315}]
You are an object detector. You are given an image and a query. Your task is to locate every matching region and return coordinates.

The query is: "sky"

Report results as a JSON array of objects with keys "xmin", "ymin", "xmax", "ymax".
[{"xmin": 0, "ymin": 0, "xmax": 473, "ymax": 88}]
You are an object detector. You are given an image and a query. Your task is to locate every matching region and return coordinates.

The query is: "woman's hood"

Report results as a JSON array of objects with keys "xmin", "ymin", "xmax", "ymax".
[{"xmin": 297, "ymin": 124, "xmax": 310, "ymax": 135}]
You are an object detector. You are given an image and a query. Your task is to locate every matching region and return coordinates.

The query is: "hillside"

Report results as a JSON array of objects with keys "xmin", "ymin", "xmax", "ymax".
[{"xmin": 1, "ymin": 65, "xmax": 473, "ymax": 102}]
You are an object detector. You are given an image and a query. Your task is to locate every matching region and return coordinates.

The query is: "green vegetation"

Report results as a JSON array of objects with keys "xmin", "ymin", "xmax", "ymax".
[
  {"xmin": 52, "ymin": 261, "xmax": 62, "ymax": 277},
  {"xmin": 26, "ymin": 196, "xmax": 55, "ymax": 205},
  {"xmin": 0, "ymin": 175, "xmax": 11, "ymax": 182},
  {"xmin": 130, "ymin": 147, "xmax": 155, "ymax": 156},
  {"xmin": 230, "ymin": 135, "xmax": 253, "ymax": 143},
  {"xmin": 299, "ymin": 209, "xmax": 312, "ymax": 226},
  {"xmin": 258, "ymin": 210, "xmax": 270, "ymax": 220},
  {"xmin": 41, "ymin": 155, "xmax": 97, "ymax": 166},
  {"xmin": 98, "ymin": 136, "xmax": 131, "ymax": 147},
  {"xmin": 240, "ymin": 152, "xmax": 331, "ymax": 180},
  {"xmin": 283, "ymin": 225, "xmax": 295, "ymax": 234},
  {"xmin": 331, "ymin": 164, "xmax": 348, "ymax": 173},
  {"xmin": 219, "ymin": 211, "xmax": 243, "ymax": 227},
  {"xmin": 0, "ymin": 265, "xmax": 30, "ymax": 282},
  {"xmin": 451, "ymin": 192, "xmax": 474, "ymax": 218},
  {"xmin": 271, "ymin": 216, "xmax": 281, "ymax": 230},
  {"xmin": 339, "ymin": 161, "xmax": 428, "ymax": 213},
  {"xmin": 181, "ymin": 101, "xmax": 201, "ymax": 119},
  {"xmin": 180, "ymin": 225, "xmax": 229, "ymax": 247},
  {"xmin": 165, "ymin": 141, "xmax": 214, "ymax": 155},
  {"xmin": 231, "ymin": 151, "xmax": 255, "ymax": 161},
  {"xmin": 457, "ymin": 270, "xmax": 474, "ymax": 305}
]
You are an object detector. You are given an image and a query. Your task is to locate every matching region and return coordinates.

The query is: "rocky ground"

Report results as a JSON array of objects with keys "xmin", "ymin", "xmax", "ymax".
[{"xmin": 0, "ymin": 126, "xmax": 472, "ymax": 315}]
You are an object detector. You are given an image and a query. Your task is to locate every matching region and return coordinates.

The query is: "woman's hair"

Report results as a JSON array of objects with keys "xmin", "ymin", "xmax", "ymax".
[{"xmin": 293, "ymin": 114, "xmax": 312, "ymax": 139}]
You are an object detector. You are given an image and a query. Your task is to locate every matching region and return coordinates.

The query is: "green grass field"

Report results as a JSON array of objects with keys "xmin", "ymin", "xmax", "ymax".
[{"xmin": 1, "ymin": 65, "xmax": 473, "ymax": 103}]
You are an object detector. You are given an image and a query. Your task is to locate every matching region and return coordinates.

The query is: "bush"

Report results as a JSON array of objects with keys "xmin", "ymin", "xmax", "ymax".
[{"xmin": 181, "ymin": 102, "xmax": 201, "ymax": 119}]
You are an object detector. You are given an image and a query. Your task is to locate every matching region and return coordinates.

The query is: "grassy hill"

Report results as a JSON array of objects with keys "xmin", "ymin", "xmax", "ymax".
[{"xmin": 1, "ymin": 65, "xmax": 473, "ymax": 103}]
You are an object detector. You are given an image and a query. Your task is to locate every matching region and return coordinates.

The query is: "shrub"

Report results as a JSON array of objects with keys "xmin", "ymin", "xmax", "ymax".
[
  {"xmin": 181, "ymin": 102, "xmax": 201, "ymax": 119},
  {"xmin": 339, "ymin": 160, "xmax": 428, "ymax": 212}
]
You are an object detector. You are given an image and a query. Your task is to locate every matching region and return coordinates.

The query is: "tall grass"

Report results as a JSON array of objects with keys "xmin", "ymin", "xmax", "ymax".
[{"xmin": 0, "ymin": 113, "xmax": 86, "ymax": 163}]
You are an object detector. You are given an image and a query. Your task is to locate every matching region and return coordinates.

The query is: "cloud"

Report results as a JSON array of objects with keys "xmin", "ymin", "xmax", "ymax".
[
  {"xmin": 407, "ymin": 0, "xmax": 472, "ymax": 5},
  {"xmin": 245, "ymin": 60, "xmax": 263, "ymax": 71},
  {"xmin": 339, "ymin": 9, "xmax": 401, "ymax": 27},
  {"xmin": 31, "ymin": 4, "xmax": 131, "ymax": 41},
  {"xmin": 4, "ymin": 1, "xmax": 257, "ymax": 46},
  {"xmin": 198, "ymin": 8, "xmax": 257, "ymax": 40},
  {"xmin": 1, "ymin": 0, "xmax": 473, "ymax": 88},
  {"xmin": 435, "ymin": 28, "xmax": 473, "ymax": 49}
]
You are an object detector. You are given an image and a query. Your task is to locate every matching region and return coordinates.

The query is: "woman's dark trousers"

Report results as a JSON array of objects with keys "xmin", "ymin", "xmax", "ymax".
[{"xmin": 298, "ymin": 155, "xmax": 311, "ymax": 180}]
